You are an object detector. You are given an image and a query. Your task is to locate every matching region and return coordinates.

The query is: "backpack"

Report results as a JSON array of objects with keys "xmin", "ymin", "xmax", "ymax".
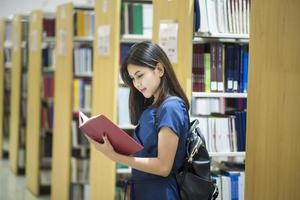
[{"xmin": 155, "ymin": 97, "xmax": 219, "ymax": 200}]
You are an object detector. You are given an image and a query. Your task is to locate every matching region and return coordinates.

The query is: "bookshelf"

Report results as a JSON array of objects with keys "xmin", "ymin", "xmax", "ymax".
[
  {"xmin": 152, "ymin": 0, "xmax": 193, "ymax": 99},
  {"xmin": 245, "ymin": 0, "xmax": 300, "ymax": 199},
  {"xmin": 1, "ymin": 18, "xmax": 12, "ymax": 160},
  {"xmin": 9, "ymin": 14, "xmax": 29, "ymax": 175},
  {"xmin": 90, "ymin": 0, "xmax": 120, "ymax": 199},
  {"xmin": 51, "ymin": 3, "xmax": 94, "ymax": 200},
  {"xmin": 26, "ymin": 10, "xmax": 55, "ymax": 196},
  {"xmin": 0, "ymin": 18, "xmax": 4, "ymax": 160}
]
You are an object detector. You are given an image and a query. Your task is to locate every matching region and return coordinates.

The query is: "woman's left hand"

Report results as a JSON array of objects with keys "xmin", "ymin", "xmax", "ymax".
[{"xmin": 86, "ymin": 134, "xmax": 116, "ymax": 161}]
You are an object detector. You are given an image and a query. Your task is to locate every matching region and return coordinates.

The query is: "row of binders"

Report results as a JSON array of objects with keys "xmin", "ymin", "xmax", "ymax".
[
  {"xmin": 73, "ymin": 47, "xmax": 93, "ymax": 76},
  {"xmin": 193, "ymin": 110, "xmax": 247, "ymax": 152},
  {"xmin": 121, "ymin": 2, "xmax": 153, "ymax": 37},
  {"xmin": 74, "ymin": 10, "xmax": 95, "ymax": 37},
  {"xmin": 213, "ymin": 170, "xmax": 245, "ymax": 200},
  {"xmin": 192, "ymin": 43, "xmax": 248, "ymax": 93},
  {"xmin": 195, "ymin": 0, "xmax": 250, "ymax": 35},
  {"xmin": 73, "ymin": 79, "xmax": 92, "ymax": 112}
]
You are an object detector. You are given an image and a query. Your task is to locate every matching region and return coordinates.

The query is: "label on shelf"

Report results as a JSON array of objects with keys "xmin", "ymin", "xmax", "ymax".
[
  {"xmin": 97, "ymin": 25, "xmax": 111, "ymax": 56},
  {"xmin": 159, "ymin": 21, "xmax": 178, "ymax": 64},
  {"xmin": 102, "ymin": 0, "xmax": 108, "ymax": 13},
  {"xmin": 30, "ymin": 30, "xmax": 38, "ymax": 52},
  {"xmin": 58, "ymin": 30, "xmax": 67, "ymax": 56}
]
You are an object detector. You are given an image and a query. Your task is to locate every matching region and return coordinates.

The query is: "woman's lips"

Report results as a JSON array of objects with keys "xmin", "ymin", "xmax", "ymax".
[{"xmin": 140, "ymin": 88, "xmax": 146, "ymax": 93}]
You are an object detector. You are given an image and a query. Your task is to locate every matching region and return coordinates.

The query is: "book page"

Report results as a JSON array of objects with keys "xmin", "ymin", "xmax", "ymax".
[{"xmin": 79, "ymin": 112, "xmax": 89, "ymax": 126}]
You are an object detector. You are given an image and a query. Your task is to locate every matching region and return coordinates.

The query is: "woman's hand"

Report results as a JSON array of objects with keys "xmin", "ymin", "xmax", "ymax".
[{"xmin": 86, "ymin": 134, "xmax": 117, "ymax": 161}]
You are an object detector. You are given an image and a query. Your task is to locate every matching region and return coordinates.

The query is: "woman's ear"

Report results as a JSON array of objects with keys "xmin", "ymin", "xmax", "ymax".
[{"xmin": 156, "ymin": 63, "xmax": 165, "ymax": 77}]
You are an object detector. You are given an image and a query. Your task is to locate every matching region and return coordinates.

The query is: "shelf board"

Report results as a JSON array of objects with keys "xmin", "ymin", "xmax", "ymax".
[
  {"xmin": 74, "ymin": 73, "xmax": 93, "ymax": 78},
  {"xmin": 42, "ymin": 37, "xmax": 55, "ymax": 49},
  {"xmin": 4, "ymin": 40, "xmax": 12, "ymax": 48},
  {"xmin": 192, "ymin": 92, "xmax": 247, "ymax": 98},
  {"xmin": 5, "ymin": 62, "xmax": 12, "ymax": 69},
  {"xmin": 209, "ymin": 151, "xmax": 246, "ymax": 157},
  {"xmin": 74, "ymin": 36, "xmax": 94, "ymax": 43},
  {"xmin": 121, "ymin": 34, "xmax": 151, "ymax": 43},
  {"xmin": 42, "ymin": 67, "xmax": 55, "ymax": 73},
  {"xmin": 116, "ymin": 168, "xmax": 131, "ymax": 174},
  {"xmin": 195, "ymin": 32, "xmax": 249, "ymax": 39}
]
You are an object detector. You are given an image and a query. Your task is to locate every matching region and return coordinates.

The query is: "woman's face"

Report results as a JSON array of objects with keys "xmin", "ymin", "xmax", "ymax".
[{"xmin": 127, "ymin": 64, "xmax": 163, "ymax": 101}]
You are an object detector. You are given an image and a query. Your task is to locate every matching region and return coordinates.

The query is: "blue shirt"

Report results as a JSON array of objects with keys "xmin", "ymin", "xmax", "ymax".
[{"xmin": 130, "ymin": 97, "xmax": 189, "ymax": 200}]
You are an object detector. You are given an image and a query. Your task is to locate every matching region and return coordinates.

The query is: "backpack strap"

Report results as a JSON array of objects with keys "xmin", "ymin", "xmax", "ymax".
[
  {"xmin": 154, "ymin": 96, "xmax": 189, "ymax": 131},
  {"xmin": 154, "ymin": 96, "xmax": 190, "ymax": 176}
]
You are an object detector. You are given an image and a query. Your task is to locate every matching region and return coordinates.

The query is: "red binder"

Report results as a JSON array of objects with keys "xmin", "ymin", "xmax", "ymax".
[{"xmin": 79, "ymin": 112, "xmax": 143, "ymax": 155}]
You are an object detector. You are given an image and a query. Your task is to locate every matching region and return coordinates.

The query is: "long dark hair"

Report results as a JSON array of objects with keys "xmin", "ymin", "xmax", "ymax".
[{"xmin": 120, "ymin": 41, "xmax": 189, "ymax": 125}]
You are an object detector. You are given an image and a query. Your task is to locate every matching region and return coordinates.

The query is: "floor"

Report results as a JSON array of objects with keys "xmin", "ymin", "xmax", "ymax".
[{"xmin": 0, "ymin": 160, "xmax": 50, "ymax": 200}]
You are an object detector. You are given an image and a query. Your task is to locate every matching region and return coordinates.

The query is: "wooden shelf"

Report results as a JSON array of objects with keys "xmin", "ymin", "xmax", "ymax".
[
  {"xmin": 42, "ymin": 37, "xmax": 55, "ymax": 49},
  {"xmin": 42, "ymin": 67, "xmax": 55, "ymax": 73},
  {"xmin": 4, "ymin": 40, "xmax": 12, "ymax": 48},
  {"xmin": 74, "ymin": 72, "xmax": 93, "ymax": 78},
  {"xmin": 121, "ymin": 34, "xmax": 151, "ymax": 43},
  {"xmin": 209, "ymin": 152, "xmax": 246, "ymax": 157},
  {"xmin": 0, "ymin": 19, "xmax": 4, "ymax": 160},
  {"xmin": 192, "ymin": 92, "xmax": 247, "ymax": 98},
  {"xmin": 74, "ymin": 36, "xmax": 94, "ymax": 43},
  {"xmin": 4, "ymin": 62, "xmax": 12, "ymax": 69},
  {"xmin": 194, "ymin": 32, "xmax": 250, "ymax": 39}
]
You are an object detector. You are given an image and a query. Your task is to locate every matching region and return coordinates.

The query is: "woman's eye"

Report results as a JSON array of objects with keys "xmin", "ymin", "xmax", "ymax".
[{"xmin": 137, "ymin": 74, "xmax": 143, "ymax": 79}]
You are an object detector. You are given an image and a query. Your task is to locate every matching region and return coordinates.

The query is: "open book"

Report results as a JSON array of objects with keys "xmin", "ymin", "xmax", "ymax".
[{"xmin": 78, "ymin": 112, "xmax": 143, "ymax": 155}]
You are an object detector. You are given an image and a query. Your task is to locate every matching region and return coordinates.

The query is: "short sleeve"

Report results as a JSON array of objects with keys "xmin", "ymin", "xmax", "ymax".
[{"xmin": 157, "ymin": 99, "xmax": 187, "ymax": 137}]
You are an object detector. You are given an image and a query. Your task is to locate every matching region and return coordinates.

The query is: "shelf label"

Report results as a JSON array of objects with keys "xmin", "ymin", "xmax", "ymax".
[
  {"xmin": 102, "ymin": 0, "xmax": 108, "ymax": 13},
  {"xmin": 13, "ymin": 32, "xmax": 19, "ymax": 52},
  {"xmin": 30, "ymin": 30, "xmax": 38, "ymax": 52},
  {"xmin": 58, "ymin": 30, "xmax": 67, "ymax": 56},
  {"xmin": 159, "ymin": 21, "xmax": 178, "ymax": 64},
  {"xmin": 60, "ymin": 8, "xmax": 65, "ymax": 19},
  {"xmin": 97, "ymin": 25, "xmax": 111, "ymax": 56}
]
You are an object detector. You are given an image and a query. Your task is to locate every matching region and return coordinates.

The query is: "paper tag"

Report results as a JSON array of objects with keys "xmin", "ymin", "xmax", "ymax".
[
  {"xmin": 13, "ymin": 32, "xmax": 19, "ymax": 52},
  {"xmin": 61, "ymin": 8, "xmax": 65, "ymax": 19},
  {"xmin": 227, "ymin": 80, "xmax": 233, "ymax": 90},
  {"xmin": 233, "ymin": 81, "xmax": 238, "ymax": 91},
  {"xmin": 32, "ymin": 13, "xmax": 37, "ymax": 23},
  {"xmin": 211, "ymin": 82, "xmax": 217, "ymax": 91},
  {"xmin": 97, "ymin": 25, "xmax": 111, "ymax": 56},
  {"xmin": 30, "ymin": 31, "xmax": 38, "ymax": 52},
  {"xmin": 217, "ymin": 82, "xmax": 224, "ymax": 91},
  {"xmin": 159, "ymin": 21, "xmax": 178, "ymax": 64},
  {"xmin": 102, "ymin": 0, "xmax": 108, "ymax": 13},
  {"xmin": 58, "ymin": 30, "xmax": 66, "ymax": 56}
]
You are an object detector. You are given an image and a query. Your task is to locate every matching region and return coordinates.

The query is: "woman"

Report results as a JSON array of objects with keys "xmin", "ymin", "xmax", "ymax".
[{"xmin": 88, "ymin": 41, "xmax": 189, "ymax": 199}]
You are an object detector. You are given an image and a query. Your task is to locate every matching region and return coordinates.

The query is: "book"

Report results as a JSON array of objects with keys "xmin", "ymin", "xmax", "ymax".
[{"xmin": 78, "ymin": 112, "xmax": 143, "ymax": 155}]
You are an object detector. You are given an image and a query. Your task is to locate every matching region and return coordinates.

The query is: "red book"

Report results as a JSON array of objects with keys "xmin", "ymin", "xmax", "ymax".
[{"xmin": 79, "ymin": 112, "xmax": 143, "ymax": 155}]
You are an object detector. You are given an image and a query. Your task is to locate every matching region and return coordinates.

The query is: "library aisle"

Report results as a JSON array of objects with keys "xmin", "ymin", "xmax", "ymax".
[{"xmin": 0, "ymin": 160, "xmax": 50, "ymax": 200}]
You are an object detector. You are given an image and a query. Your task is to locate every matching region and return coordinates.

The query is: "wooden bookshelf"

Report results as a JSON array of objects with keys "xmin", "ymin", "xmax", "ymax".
[
  {"xmin": 0, "ymin": 18, "xmax": 4, "ymax": 160},
  {"xmin": 26, "ymin": 10, "xmax": 43, "ymax": 195},
  {"xmin": 90, "ymin": 0, "xmax": 120, "ymax": 199},
  {"xmin": 26, "ymin": 10, "xmax": 54, "ymax": 196},
  {"xmin": 152, "ymin": 0, "xmax": 194, "ymax": 99},
  {"xmin": 245, "ymin": 0, "xmax": 300, "ymax": 199},
  {"xmin": 52, "ymin": 3, "xmax": 94, "ymax": 199},
  {"xmin": 51, "ymin": 3, "xmax": 73, "ymax": 200},
  {"xmin": 9, "ymin": 14, "xmax": 28, "ymax": 175}
]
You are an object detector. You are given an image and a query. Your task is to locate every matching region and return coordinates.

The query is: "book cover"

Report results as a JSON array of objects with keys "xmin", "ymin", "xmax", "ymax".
[{"xmin": 79, "ymin": 112, "xmax": 143, "ymax": 155}]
